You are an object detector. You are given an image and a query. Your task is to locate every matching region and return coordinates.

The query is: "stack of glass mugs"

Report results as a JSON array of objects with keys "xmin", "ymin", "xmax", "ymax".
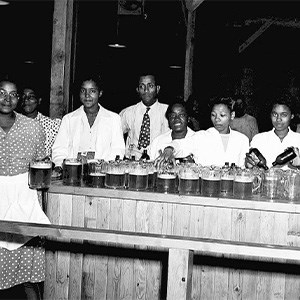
[{"xmin": 59, "ymin": 157, "xmax": 300, "ymax": 202}]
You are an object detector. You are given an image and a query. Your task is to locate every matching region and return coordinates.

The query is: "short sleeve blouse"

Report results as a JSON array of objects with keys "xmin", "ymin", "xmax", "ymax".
[{"xmin": 0, "ymin": 112, "xmax": 46, "ymax": 176}]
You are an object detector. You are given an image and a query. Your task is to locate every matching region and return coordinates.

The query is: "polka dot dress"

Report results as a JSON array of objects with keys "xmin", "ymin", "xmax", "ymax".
[
  {"xmin": 0, "ymin": 240, "xmax": 45, "ymax": 289},
  {"xmin": 137, "ymin": 107, "xmax": 150, "ymax": 149}
]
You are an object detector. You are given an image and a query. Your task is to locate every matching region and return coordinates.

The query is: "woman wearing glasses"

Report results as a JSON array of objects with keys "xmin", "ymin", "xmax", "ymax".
[
  {"xmin": 19, "ymin": 83, "xmax": 61, "ymax": 158},
  {"xmin": 0, "ymin": 79, "xmax": 50, "ymax": 299}
]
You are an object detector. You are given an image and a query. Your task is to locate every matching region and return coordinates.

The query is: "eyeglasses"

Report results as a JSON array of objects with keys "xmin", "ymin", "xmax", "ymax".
[
  {"xmin": 169, "ymin": 113, "xmax": 187, "ymax": 120},
  {"xmin": 0, "ymin": 89, "xmax": 19, "ymax": 99}
]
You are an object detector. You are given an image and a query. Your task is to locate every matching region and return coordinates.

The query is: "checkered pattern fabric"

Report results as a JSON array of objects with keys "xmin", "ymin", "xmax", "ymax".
[{"xmin": 137, "ymin": 107, "xmax": 150, "ymax": 149}]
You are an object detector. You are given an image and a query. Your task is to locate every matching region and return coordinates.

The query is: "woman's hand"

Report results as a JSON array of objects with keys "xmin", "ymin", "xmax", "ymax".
[
  {"xmin": 154, "ymin": 147, "xmax": 176, "ymax": 169},
  {"xmin": 290, "ymin": 147, "xmax": 300, "ymax": 167},
  {"xmin": 245, "ymin": 152, "xmax": 258, "ymax": 169}
]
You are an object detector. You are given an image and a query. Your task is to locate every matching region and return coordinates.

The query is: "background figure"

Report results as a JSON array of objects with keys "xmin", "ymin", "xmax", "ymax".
[
  {"xmin": 119, "ymin": 71, "xmax": 169, "ymax": 160},
  {"xmin": 19, "ymin": 83, "xmax": 61, "ymax": 157},
  {"xmin": 149, "ymin": 98, "xmax": 195, "ymax": 160},
  {"xmin": 0, "ymin": 79, "xmax": 50, "ymax": 300},
  {"xmin": 230, "ymin": 96, "xmax": 259, "ymax": 142},
  {"xmin": 52, "ymin": 72, "xmax": 125, "ymax": 175}
]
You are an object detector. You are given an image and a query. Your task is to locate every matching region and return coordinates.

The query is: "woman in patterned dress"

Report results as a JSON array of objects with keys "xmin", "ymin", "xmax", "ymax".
[{"xmin": 0, "ymin": 79, "xmax": 50, "ymax": 299}]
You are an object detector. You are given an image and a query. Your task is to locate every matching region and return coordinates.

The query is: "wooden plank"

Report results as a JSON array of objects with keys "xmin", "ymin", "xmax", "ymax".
[
  {"xmin": 68, "ymin": 195, "xmax": 85, "ymax": 300},
  {"xmin": 106, "ymin": 198, "xmax": 122, "ymax": 300},
  {"xmin": 200, "ymin": 207, "xmax": 218, "ymax": 299},
  {"xmin": 189, "ymin": 206, "xmax": 204, "ymax": 300},
  {"xmin": 256, "ymin": 211, "xmax": 274, "ymax": 299},
  {"xmin": 94, "ymin": 197, "xmax": 110, "ymax": 300},
  {"xmin": 241, "ymin": 210, "xmax": 261, "ymax": 299},
  {"xmin": 120, "ymin": 199, "xmax": 136, "ymax": 300},
  {"xmin": 214, "ymin": 207, "xmax": 232, "ymax": 300},
  {"xmin": 184, "ymin": 9, "xmax": 196, "ymax": 101},
  {"xmin": 81, "ymin": 196, "xmax": 97, "ymax": 300},
  {"xmin": 50, "ymin": 0, "xmax": 74, "ymax": 118},
  {"xmin": 44, "ymin": 193, "xmax": 60, "ymax": 300},
  {"xmin": 270, "ymin": 212, "xmax": 288, "ymax": 300},
  {"xmin": 167, "ymin": 249, "xmax": 193, "ymax": 300},
  {"xmin": 228, "ymin": 209, "xmax": 246, "ymax": 300},
  {"xmin": 56, "ymin": 194, "xmax": 72, "ymax": 300},
  {"xmin": 134, "ymin": 201, "xmax": 148, "ymax": 300},
  {"xmin": 146, "ymin": 202, "xmax": 164, "ymax": 300}
]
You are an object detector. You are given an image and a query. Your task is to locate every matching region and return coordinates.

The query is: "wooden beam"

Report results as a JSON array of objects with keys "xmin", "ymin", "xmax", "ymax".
[
  {"xmin": 167, "ymin": 249, "xmax": 193, "ymax": 300},
  {"xmin": 245, "ymin": 18, "xmax": 300, "ymax": 29},
  {"xmin": 184, "ymin": 9, "xmax": 196, "ymax": 101},
  {"xmin": 50, "ymin": 0, "xmax": 74, "ymax": 119},
  {"xmin": 2, "ymin": 220, "xmax": 300, "ymax": 261},
  {"xmin": 239, "ymin": 18, "xmax": 274, "ymax": 53}
]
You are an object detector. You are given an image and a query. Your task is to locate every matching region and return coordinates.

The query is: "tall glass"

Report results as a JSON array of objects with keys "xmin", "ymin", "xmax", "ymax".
[
  {"xmin": 28, "ymin": 160, "xmax": 52, "ymax": 190},
  {"xmin": 220, "ymin": 166, "xmax": 235, "ymax": 197},
  {"xmin": 62, "ymin": 158, "xmax": 82, "ymax": 186}
]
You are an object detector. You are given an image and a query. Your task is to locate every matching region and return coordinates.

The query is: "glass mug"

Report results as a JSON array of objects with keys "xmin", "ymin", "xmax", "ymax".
[
  {"xmin": 220, "ymin": 165, "xmax": 235, "ymax": 197},
  {"xmin": 261, "ymin": 168, "xmax": 284, "ymax": 200},
  {"xmin": 156, "ymin": 162, "xmax": 178, "ymax": 194},
  {"xmin": 233, "ymin": 168, "xmax": 261, "ymax": 199},
  {"xmin": 146, "ymin": 161, "xmax": 157, "ymax": 190},
  {"xmin": 105, "ymin": 161, "xmax": 126, "ymax": 189},
  {"xmin": 62, "ymin": 158, "xmax": 82, "ymax": 186},
  {"xmin": 201, "ymin": 166, "xmax": 221, "ymax": 197},
  {"xmin": 282, "ymin": 169, "xmax": 300, "ymax": 202},
  {"xmin": 178, "ymin": 162, "xmax": 200, "ymax": 195},
  {"xmin": 128, "ymin": 161, "xmax": 149, "ymax": 191},
  {"xmin": 28, "ymin": 159, "xmax": 52, "ymax": 190},
  {"xmin": 86, "ymin": 159, "xmax": 106, "ymax": 188}
]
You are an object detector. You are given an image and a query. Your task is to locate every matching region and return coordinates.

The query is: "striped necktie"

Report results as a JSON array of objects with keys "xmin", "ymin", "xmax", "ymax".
[{"xmin": 137, "ymin": 107, "xmax": 150, "ymax": 149}]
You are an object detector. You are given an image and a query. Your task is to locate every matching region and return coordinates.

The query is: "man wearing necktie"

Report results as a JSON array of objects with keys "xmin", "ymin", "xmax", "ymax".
[{"xmin": 119, "ymin": 72, "xmax": 169, "ymax": 159}]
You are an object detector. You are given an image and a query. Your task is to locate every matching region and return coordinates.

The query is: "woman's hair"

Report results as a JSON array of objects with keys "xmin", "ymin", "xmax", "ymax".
[
  {"xmin": 165, "ymin": 97, "xmax": 188, "ymax": 119},
  {"xmin": 74, "ymin": 71, "xmax": 103, "ymax": 94},
  {"xmin": 208, "ymin": 95, "xmax": 235, "ymax": 113},
  {"xmin": 269, "ymin": 91, "xmax": 296, "ymax": 114}
]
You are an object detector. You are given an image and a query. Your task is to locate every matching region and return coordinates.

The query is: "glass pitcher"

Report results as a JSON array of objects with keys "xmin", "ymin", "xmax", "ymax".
[
  {"xmin": 28, "ymin": 159, "xmax": 52, "ymax": 190},
  {"xmin": 201, "ymin": 166, "xmax": 222, "ymax": 197},
  {"xmin": 178, "ymin": 162, "xmax": 200, "ymax": 195},
  {"xmin": 156, "ymin": 161, "xmax": 178, "ymax": 194},
  {"xmin": 261, "ymin": 168, "xmax": 284, "ymax": 200},
  {"xmin": 233, "ymin": 168, "xmax": 261, "ymax": 199}
]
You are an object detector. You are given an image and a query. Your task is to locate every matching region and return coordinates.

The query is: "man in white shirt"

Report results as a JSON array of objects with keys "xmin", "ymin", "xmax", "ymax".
[
  {"xmin": 119, "ymin": 72, "xmax": 169, "ymax": 160},
  {"xmin": 52, "ymin": 74, "xmax": 125, "ymax": 176}
]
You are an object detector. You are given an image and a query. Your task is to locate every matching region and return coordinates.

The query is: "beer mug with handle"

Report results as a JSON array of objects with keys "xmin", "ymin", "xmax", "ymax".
[
  {"xmin": 201, "ymin": 166, "xmax": 222, "ymax": 197},
  {"xmin": 282, "ymin": 169, "xmax": 300, "ymax": 202},
  {"xmin": 29, "ymin": 158, "xmax": 52, "ymax": 190},
  {"xmin": 233, "ymin": 168, "xmax": 261, "ymax": 199},
  {"xmin": 156, "ymin": 161, "xmax": 178, "ymax": 194},
  {"xmin": 261, "ymin": 167, "xmax": 285, "ymax": 200},
  {"xmin": 178, "ymin": 162, "xmax": 200, "ymax": 195}
]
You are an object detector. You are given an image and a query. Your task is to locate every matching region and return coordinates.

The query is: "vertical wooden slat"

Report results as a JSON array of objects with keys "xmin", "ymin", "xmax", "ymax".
[
  {"xmin": 94, "ymin": 197, "xmax": 111, "ymax": 300},
  {"xmin": 241, "ymin": 210, "xmax": 261, "ymax": 299},
  {"xmin": 167, "ymin": 249, "xmax": 193, "ymax": 300},
  {"xmin": 106, "ymin": 198, "xmax": 123, "ymax": 300},
  {"xmin": 68, "ymin": 195, "xmax": 85, "ymax": 300},
  {"xmin": 270, "ymin": 212, "xmax": 288, "ymax": 300},
  {"xmin": 120, "ymin": 199, "xmax": 136, "ymax": 300},
  {"xmin": 44, "ymin": 193, "xmax": 60, "ymax": 300},
  {"xmin": 189, "ymin": 205, "xmax": 204, "ymax": 300},
  {"xmin": 81, "ymin": 196, "xmax": 97, "ymax": 300},
  {"xmin": 56, "ymin": 194, "xmax": 72, "ymax": 300},
  {"xmin": 50, "ymin": 0, "xmax": 74, "ymax": 118},
  {"xmin": 146, "ymin": 202, "xmax": 164, "ymax": 300},
  {"xmin": 134, "ymin": 201, "xmax": 149, "ymax": 300}
]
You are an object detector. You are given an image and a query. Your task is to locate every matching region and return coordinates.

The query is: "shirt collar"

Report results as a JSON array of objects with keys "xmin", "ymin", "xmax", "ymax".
[{"xmin": 139, "ymin": 100, "xmax": 158, "ymax": 110}]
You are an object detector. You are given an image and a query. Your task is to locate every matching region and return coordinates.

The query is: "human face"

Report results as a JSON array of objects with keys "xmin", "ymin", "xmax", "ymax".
[
  {"xmin": 168, "ymin": 104, "xmax": 188, "ymax": 133},
  {"xmin": 137, "ymin": 75, "xmax": 160, "ymax": 107},
  {"xmin": 210, "ymin": 104, "xmax": 234, "ymax": 134},
  {"xmin": 0, "ymin": 81, "xmax": 19, "ymax": 115},
  {"xmin": 21, "ymin": 88, "xmax": 39, "ymax": 115},
  {"xmin": 271, "ymin": 104, "xmax": 293, "ymax": 132},
  {"xmin": 80, "ymin": 80, "xmax": 102, "ymax": 110}
]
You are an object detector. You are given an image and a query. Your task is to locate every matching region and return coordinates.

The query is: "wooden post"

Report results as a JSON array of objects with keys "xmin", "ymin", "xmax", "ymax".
[
  {"xmin": 167, "ymin": 248, "xmax": 194, "ymax": 300},
  {"xmin": 50, "ymin": 0, "xmax": 74, "ymax": 119},
  {"xmin": 184, "ymin": 10, "xmax": 196, "ymax": 102}
]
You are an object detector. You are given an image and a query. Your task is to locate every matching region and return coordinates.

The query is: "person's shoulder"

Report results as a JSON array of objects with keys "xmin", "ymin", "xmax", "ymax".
[
  {"xmin": 100, "ymin": 105, "xmax": 121, "ymax": 119},
  {"xmin": 120, "ymin": 102, "xmax": 140, "ymax": 114},
  {"xmin": 230, "ymin": 129, "xmax": 249, "ymax": 142},
  {"xmin": 251, "ymin": 130, "xmax": 271, "ymax": 142},
  {"xmin": 156, "ymin": 101, "xmax": 168, "ymax": 109}
]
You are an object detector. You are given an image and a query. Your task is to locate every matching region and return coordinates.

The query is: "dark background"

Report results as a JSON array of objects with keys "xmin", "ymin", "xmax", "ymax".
[{"xmin": 1, "ymin": 0, "xmax": 300, "ymax": 130}]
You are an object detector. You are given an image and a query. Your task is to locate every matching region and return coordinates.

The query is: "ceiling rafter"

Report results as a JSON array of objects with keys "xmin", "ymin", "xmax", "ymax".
[{"xmin": 245, "ymin": 17, "xmax": 300, "ymax": 29}]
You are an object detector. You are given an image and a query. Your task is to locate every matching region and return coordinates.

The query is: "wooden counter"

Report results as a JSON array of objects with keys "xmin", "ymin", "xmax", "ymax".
[{"xmin": 44, "ymin": 181, "xmax": 300, "ymax": 300}]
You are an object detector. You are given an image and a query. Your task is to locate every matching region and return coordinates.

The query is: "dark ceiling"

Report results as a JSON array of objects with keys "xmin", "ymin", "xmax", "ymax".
[{"xmin": 1, "ymin": 0, "xmax": 300, "ymax": 112}]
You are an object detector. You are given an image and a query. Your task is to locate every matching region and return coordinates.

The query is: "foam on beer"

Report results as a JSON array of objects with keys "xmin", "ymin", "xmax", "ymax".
[
  {"xmin": 64, "ymin": 161, "xmax": 81, "ymax": 165},
  {"xmin": 89, "ymin": 172, "xmax": 105, "ymax": 176},
  {"xmin": 31, "ymin": 163, "xmax": 52, "ymax": 169},
  {"xmin": 179, "ymin": 174, "xmax": 199, "ymax": 180},
  {"xmin": 129, "ymin": 171, "xmax": 148, "ymax": 176},
  {"xmin": 234, "ymin": 177, "xmax": 252, "ymax": 183},
  {"xmin": 157, "ymin": 174, "xmax": 176, "ymax": 179}
]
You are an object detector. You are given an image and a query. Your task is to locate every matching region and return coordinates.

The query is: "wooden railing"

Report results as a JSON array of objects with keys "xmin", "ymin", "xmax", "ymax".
[{"xmin": 1, "ymin": 220, "xmax": 300, "ymax": 300}]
